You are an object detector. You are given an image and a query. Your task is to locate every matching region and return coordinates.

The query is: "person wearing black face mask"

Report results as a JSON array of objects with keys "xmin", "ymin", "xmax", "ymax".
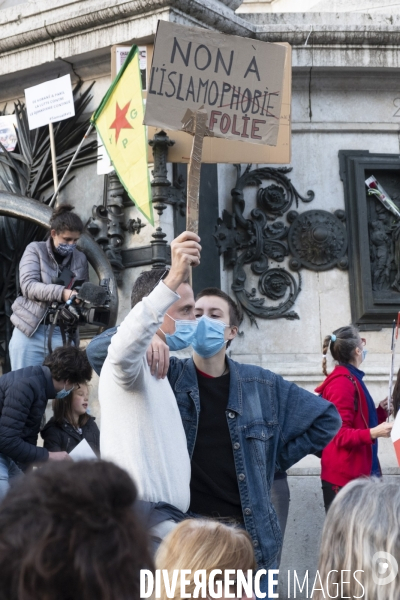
[{"xmin": 9, "ymin": 204, "xmax": 88, "ymax": 370}]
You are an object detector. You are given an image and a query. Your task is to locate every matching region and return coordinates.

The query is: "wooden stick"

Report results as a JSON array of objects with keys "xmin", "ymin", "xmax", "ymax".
[
  {"xmin": 49, "ymin": 123, "xmax": 94, "ymax": 208},
  {"xmin": 186, "ymin": 108, "xmax": 208, "ymax": 287},
  {"xmin": 49, "ymin": 123, "xmax": 59, "ymax": 204},
  {"xmin": 186, "ymin": 108, "xmax": 207, "ymax": 234}
]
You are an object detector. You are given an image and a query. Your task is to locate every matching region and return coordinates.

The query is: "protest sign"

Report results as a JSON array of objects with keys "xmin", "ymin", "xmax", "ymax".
[
  {"xmin": 97, "ymin": 132, "xmax": 114, "ymax": 175},
  {"xmin": 24, "ymin": 74, "xmax": 75, "ymax": 131},
  {"xmin": 144, "ymin": 21, "xmax": 287, "ymax": 147},
  {"xmin": 146, "ymin": 42, "xmax": 291, "ymax": 164},
  {"xmin": 111, "ymin": 45, "xmax": 148, "ymax": 90},
  {"xmin": 25, "ymin": 74, "xmax": 75, "ymax": 201},
  {"xmin": 0, "ymin": 115, "xmax": 17, "ymax": 152}
]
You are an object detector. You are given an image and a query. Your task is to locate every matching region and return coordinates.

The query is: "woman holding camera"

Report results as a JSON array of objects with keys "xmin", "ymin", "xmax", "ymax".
[{"xmin": 9, "ymin": 205, "xmax": 89, "ymax": 370}]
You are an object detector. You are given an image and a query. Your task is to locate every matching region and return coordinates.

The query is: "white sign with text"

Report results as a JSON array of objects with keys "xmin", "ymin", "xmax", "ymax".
[{"xmin": 24, "ymin": 74, "xmax": 75, "ymax": 130}]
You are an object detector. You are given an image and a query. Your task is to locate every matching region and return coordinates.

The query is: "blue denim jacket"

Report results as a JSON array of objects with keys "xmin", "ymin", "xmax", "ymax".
[
  {"xmin": 87, "ymin": 326, "xmax": 118, "ymax": 377},
  {"xmin": 87, "ymin": 329, "xmax": 341, "ymax": 568}
]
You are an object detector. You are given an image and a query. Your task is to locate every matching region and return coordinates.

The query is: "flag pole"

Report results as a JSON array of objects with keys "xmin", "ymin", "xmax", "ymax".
[
  {"xmin": 48, "ymin": 123, "xmax": 59, "ymax": 204},
  {"xmin": 49, "ymin": 123, "xmax": 94, "ymax": 208}
]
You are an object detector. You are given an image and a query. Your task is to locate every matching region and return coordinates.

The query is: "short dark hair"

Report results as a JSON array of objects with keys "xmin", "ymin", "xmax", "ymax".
[
  {"xmin": 195, "ymin": 287, "xmax": 242, "ymax": 327},
  {"xmin": 131, "ymin": 268, "xmax": 169, "ymax": 308},
  {"xmin": 43, "ymin": 346, "xmax": 92, "ymax": 384},
  {"xmin": 49, "ymin": 204, "xmax": 84, "ymax": 234},
  {"xmin": 0, "ymin": 461, "xmax": 152, "ymax": 600}
]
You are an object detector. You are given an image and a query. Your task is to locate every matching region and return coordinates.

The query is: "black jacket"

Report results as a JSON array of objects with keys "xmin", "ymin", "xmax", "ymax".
[
  {"xmin": 0, "ymin": 366, "xmax": 55, "ymax": 465},
  {"xmin": 41, "ymin": 415, "xmax": 100, "ymax": 457}
]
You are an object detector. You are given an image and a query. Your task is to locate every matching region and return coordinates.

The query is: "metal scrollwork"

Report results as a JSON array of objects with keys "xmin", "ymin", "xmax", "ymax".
[
  {"xmin": 214, "ymin": 164, "xmax": 347, "ymax": 325},
  {"xmin": 287, "ymin": 209, "xmax": 348, "ymax": 271},
  {"xmin": 87, "ymin": 172, "xmax": 146, "ymax": 286}
]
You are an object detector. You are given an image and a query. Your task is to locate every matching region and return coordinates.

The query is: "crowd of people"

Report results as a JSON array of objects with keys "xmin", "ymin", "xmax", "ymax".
[{"xmin": 0, "ymin": 204, "xmax": 398, "ymax": 599}]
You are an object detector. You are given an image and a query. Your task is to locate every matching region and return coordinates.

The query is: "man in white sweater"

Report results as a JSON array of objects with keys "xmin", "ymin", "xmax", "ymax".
[{"xmin": 99, "ymin": 231, "xmax": 201, "ymax": 535}]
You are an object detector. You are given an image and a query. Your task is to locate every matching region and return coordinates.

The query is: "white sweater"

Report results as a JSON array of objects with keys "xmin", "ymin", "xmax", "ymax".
[{"xmin": 99, "ymin": 281, "xmax": 191, "ymax": 512}]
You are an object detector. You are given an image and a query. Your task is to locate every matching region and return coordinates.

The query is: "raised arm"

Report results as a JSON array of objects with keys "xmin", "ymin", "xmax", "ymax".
[
  {"xmin": 106, "ymin": 231, "xmax": 201, "ymax": 389},
  {"xmin": 106, "ymin": 282, "xmax": 180, "ymax": 389}
]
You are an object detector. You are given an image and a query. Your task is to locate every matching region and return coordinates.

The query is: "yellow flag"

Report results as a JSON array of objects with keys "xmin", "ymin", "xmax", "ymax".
[{"xmin": 91, "ymin": 46, "xmax": 153, "ymax": 225}]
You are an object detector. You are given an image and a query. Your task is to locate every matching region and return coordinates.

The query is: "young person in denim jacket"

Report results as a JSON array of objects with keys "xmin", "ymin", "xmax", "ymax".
[{"xmin": 87, "ymin": 287, "xmax": 341, "ymax": 598}]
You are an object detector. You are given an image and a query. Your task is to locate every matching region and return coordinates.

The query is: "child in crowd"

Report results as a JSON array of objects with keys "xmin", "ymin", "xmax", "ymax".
[{"xmin": 41, "ymin": 383, "xmax": 100, "ymax": 457}]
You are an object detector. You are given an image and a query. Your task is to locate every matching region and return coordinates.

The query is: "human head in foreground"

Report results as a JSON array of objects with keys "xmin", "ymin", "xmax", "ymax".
[
  {"xmin": 155, "ymin": 518, "xmax": 256, "ymax": 600},
  {"xmin": 0, "ymin": 460, "xmax": 152, "ymax": 600},
  {"xmin": 315, "ymin": 478, "xmax": 400, "ymax": 600}
]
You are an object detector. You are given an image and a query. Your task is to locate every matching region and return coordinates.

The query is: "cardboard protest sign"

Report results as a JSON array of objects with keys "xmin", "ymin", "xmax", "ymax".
[
  {"xmin": 146, "ymin": 42, "xmax": 291, "ymax": 164},
  {"xmin": 144, "ymin": 21, "xmax": 287, "ymax": 147},
  {"xmin": 25, "ymin": 74, "xmax": 75, "ymax": 130},
  {"xmin": 0, "ymin": 115, "xmax": 18, "ymax": 152}
]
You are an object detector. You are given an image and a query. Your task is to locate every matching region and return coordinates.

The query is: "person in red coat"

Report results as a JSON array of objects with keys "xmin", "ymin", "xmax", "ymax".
[{"xmin": 315, "ymin": 325, "xmax": 393, "ymax": 512}]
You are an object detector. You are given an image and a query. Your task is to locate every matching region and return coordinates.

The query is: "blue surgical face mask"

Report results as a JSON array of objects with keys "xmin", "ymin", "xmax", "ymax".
[
  {"xmin": 160, "ymin": 314, "xmax": 198, "ymax": 351},
  {"xmin": 192, "ymin": 315, "xmax": 229, "ymax": 359},
  {"xmin": 55, "ymin": 243, "xmax": 76, "ymax": 256},
  {"xmin": 362, "ymin": 348, "xmax": 368, "ymax": 362},
  {"xmin": 55, "ymin": 384, "xmax": 75, "ymax": 399}
]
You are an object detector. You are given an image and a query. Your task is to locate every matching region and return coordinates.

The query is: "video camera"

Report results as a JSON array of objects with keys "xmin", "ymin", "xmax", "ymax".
[{"xmin": 48, "ymin": 268, "xmax": 112, "ymax": 331}]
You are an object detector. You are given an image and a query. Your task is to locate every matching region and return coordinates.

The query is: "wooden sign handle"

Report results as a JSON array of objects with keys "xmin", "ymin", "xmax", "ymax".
[{"xmin": 186, "ymin": 109, "xmax": 208, "ymax": 234}]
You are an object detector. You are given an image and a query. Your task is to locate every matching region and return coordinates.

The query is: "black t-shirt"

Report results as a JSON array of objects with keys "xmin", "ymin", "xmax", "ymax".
[{"xmin": 189, "ymin": 368, "xmax": 243, "ymax": 521}]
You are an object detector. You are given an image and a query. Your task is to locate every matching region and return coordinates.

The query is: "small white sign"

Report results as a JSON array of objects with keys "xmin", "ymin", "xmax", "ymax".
[
  {"xmin": 97, "ymin": 132, "xmax": 114, "ymax": 175},
  {"xmin": 0, "ymin": 114, "xmax": 17, "ymax": 152},
  {"xmin": 24, "ymin": 74, "xmax": 75, "ymax": 130},
  {"xmin": 115, "ymin": 45, "xmax": 147, "ymax": 90},
  {"xmin": 69, "ymin": 438, "xmax": 97, "ymax": 461}
]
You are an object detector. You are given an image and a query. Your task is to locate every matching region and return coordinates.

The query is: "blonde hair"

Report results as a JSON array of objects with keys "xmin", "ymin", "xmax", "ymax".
[
  {"xmin": 315, "ymin": 478, "xmax": 400, "ymax": 600},
  {"xmin": 155, "ymin": 519, "xmax": 257, "ymax": 600}
]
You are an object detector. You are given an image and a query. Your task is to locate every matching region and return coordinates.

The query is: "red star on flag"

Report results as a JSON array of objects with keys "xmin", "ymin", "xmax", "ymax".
[{"xmin": 109, "ymin": 101, "xmax": 133, "ymax": 143}]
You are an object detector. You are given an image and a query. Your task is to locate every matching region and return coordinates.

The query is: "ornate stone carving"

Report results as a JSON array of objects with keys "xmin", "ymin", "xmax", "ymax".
[
  {"xmin": 368, "ymin": 198, "xmax": 400, "ymax": 293},
  {"xmin": 339, "ymin": 150, "xmax": 400, "ymax": 328},
  {"xmin": 214, "ymin": 164, "xmax": 348, "ymax": 325},
  {"xmin": 287, "ymin": 209, "xmax": 348, "ymax": 271}
]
